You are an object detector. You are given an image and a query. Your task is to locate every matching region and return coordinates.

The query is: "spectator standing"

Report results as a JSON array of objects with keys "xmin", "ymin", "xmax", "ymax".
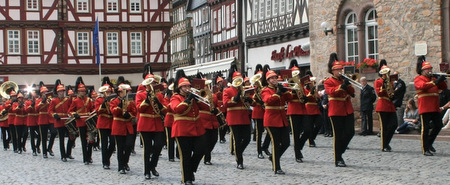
[
  {"xmin": 392, "ymin": 71, "xmax": 406, "ymax": 127},
  {"xmin": 359, "ymin": 77, "xmax": 377, "ymax": 136}
]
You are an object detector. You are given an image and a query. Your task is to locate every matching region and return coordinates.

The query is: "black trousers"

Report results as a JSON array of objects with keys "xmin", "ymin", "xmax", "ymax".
[
  {"xmin": 219, "ymin": 112, "xmax": 228, "ymax": 141},
  {"xmin": 361, "ymin": 110, "xmax": 374, "ymax": 133},
  {"xmin": 330, "ymin": 114, "xmax": 354, "ymax": 163},
  {"xmin": 9, "ymin": 124, "xmax": 17, "ymax": 151},
  {"xmin": 175, "ymin": 134, "xmax": 207, "ymax": 183},
  {"xmin": 131, "ymin": 124, "xmax": 137, "ymax": 152},
  {"xmin": 308, "ymin": 114, "xmax": 323, "ymax": 145},
  {"xmin": 78, "ymin": 126, "xmax": 93, "ymax": 163},
  {"xmin": 40, "ymin": 124, "xmax": 58, "ymax": 155},
  {"xmin": 48, "ymin": 124, "xmax": 57, "ymax": 151},
  {"xmin": 420, "ymin": 112, "xmax": 443, "ymax": 153},
  {"xmin": 1, "ymin": 127, "xmax": 9, "ymax": 149},
  {"xmin": 322, "ymin": 109, "xmax": 332, "ymax": 135},
  {"xmin": 266, "ymin": 126, "xmax": 290, "ymax": 171},
  {"xmin": 140, "ymin": 132, "xmax": 165, "ymax": 175},
  {"xmin": 203, "ymin": 128, "xmax": 218, "ymax": 163},
  {"xmin": 229, "ymin": 125, "xmax": 251, "ymax": 165},
  {"xmin": 165, "ymin": 127, "xmax": 178, "ymax": 160},
  {"xmin": 99, "ymin": 129, "xmax": 115, "ymax": 166},
  {"xmin": 254, "ymin": 119, "xmax": 271, "ymax": 155},
  {"xmin": 57, "ymin": 127, "xmax": 74, "ymax": 159},
  {"xmin": 29, "ymin": 126, "xmax": 41, "ymax": 153},
  {"xmin": 15, "ymin": 125, "xmax": 27, "ymax": 151},
  {"xmin": 115, "ymin": 134, "xmax": 134, "ymax": 171},
  {"xmin": 378, "ymin": 112, "xmax": 397, "ymax": 150},
  {"xmin": 289, "ymin": 115, "xmax": 311, "ymax": 159}
]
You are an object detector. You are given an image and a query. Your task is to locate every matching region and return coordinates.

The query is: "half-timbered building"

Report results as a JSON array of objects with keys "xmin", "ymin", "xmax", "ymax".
[
  {"xmin": 0, "ymin": 0, "xmax": 170, "ymax": 87},
  {"xmin": 245, "ymin": 0, "xmax": 310, "ymax": 75}
]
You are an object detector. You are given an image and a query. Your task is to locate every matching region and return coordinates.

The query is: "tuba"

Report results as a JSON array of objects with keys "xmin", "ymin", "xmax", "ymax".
[
  {"xmin": 250, "ymin": 74, "xmax": 264, "ymax": 108},
  {"xmin": 0, "ymin": 81, "xmax": 18, "ymax": 99}
]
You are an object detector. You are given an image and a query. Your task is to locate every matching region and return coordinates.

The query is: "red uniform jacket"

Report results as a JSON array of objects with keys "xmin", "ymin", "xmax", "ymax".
[
  {"xmin": 287, "ymin": 86, "xmax": 307, "ymax": 115},
  {"xmin": 164, "ymin": 96, "xmax": 174, "ymax": 127},
  {"xmin": 261, "ymin": 85, "xmax": 292, "ymax": 127},
  {"xmin": 215, "ymin": 91, "xmax": 225, "ymax": 113},
  {"xmin": 110, "ymin": 98, "xmax": 136, "ymax": 136},
  {"xmin": 198, "ymin": 94, "xmax": 219, "ymax": 130},
  {"xmin": 374, "ymin": 78, "xmax": 396, "ymax": 112},
  {"xmin": 305, "ymin": 89, "xmax": 321, "ymax": 115},
  {"xmin": 5, "ymin": 100, "xmax": 15, "ymax": 125},
  {"xmin": 135, "ymin": 91, "xmax": 167, "ymax": 132},
  {"xmin": 36, "ymin": 98, "xmax": 51, "ymax": 125},
  {"xmin": 414, "ymin": 75, "xmax": 448, "ymax": 114},
  {"xmin": 25, "ymin": 99, "xmax": 38, "ymax": 127},
  {"xmin": 0, "ymin": 105, "xmax": 8, "ymax": 127},
  {"xmin": 251, "ymin": 91, "xmax": 265, "ymax": 119},
  {"xmin": 223, "ymin": 86, "xmax": 251, "ymax": 126},
  {"xmin": 13, "ymin": 102, "xmax": 27, "ymax": 126},
  {"xmin": 324, "ymin": 76, "xmax": 355, "ymax": 116},
  {"xmin": 68, "ymin": 96, "xmax": 94, "ymax": 127},
  {"xmin": 94, "ymin": 97, "xmax": 113, "ymax": 129},
  {"xmin": 49, "ymin": 97, "xmax": 71, "ymax": 128},
  {"xmin": 170, "ymin": 93, "xmax": 205, "ymax": 137}
]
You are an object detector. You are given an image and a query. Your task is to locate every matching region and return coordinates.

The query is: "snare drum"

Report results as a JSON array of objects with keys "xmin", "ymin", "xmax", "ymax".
[
  {"xmin": 85, "ymin": 114, "xmax": 98, "ymax": 132},
  {"xmin": 64, "ymin": 117, "xmax": 79, "ymax": 138}
]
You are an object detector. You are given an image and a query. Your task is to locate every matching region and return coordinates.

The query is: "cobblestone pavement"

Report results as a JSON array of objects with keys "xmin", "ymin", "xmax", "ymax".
[{"xmin": 0, "ymin": 133, "xmax": 450, "ymax": 185}]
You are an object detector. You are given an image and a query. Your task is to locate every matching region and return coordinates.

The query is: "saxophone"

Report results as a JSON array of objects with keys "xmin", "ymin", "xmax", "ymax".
[
  {"xmin": 204, "ymin": 82, "xmax": 226, "ymax": 128},
  {"xmin": 292, "ymin": 76, "xmax": 306, "ymax": 103},
  {"xmin": 383, "ymin": 75, "xmax": 394, "ymax": 99}
]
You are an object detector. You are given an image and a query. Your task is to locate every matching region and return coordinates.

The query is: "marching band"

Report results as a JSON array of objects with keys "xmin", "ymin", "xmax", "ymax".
[{"xmin": 0, "ymin": 54, "xmax": 449, "ymax": 184}]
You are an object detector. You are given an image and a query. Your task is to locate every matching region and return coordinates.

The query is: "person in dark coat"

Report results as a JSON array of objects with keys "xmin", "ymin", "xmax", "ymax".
[
  {"xmin": 392, "ymin": 71, "xmax": 406, "ymax": 126},
  {"xmin": 359, "ymin": 77, "xmax": 377, "ymax": 136}
]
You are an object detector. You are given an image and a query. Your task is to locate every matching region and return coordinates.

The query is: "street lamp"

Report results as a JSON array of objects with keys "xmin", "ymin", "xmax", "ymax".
[{"xmin": 320, "ymin": 21, "xmax": 334, "ymax": 36}]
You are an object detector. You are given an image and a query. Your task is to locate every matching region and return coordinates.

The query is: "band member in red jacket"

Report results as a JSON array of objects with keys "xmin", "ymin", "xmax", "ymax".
[
  {"xmin": 324, "ymin": 53, "xmax": 355, "ymax": 167},
  {"xmin": 136, "ymin": 73, "xmax": 167, "ymax": 179},
  {"xmin": 0, "ymin": 99, "xmax": 9, "ymax": 151},
  {"xmin": 374, "ymin": 61, "xmax": 397, "ymax": 152},
  {"xmin": 36, "ymin": 82, "xmax": 57, "ymax": 158},
  {"xmin": 5, "ymin": 90, "xmax": 17, "ymax": 152},
  {"xmin": 95, "ymin": 77, "xmax": 115, "ymax": 169},
  {"xmin": 261, "ymin": 69, "xmax": 293, "ymax": 174},
  {"xmin": 214, "ymin": 73, "xmax": 228, "ymax": 144},
  {"xmin": 414, "ymin": 56, "xmax": 447, "ymax": 156},
  {"xmin": 171, "ymin": 70, "xmax": 206, "ymax": 185},
  {"xmin": 68, "ymin": 77, "xmax": 94, "ymax": 164},
  {"xmin": 287, "ymin": 60, "xmax": 309, "ymax": 163},
  {"xmin": 111, "ymin": 78, "xmax": 136, "ymax": 174},
  {"xmin": 13, "ymin": 91, "xmax": 27, "ymax": 154},
  {"xmin": 49, "ymin": 80, "xmax": 73, "ymax": 162},
  {"xmin": 25, "ymin": 87, "xmax": 40, "ymax": 156},
  {"xmin": 304, "ymin": 76, "xmax": 323, "ymax": 148},
  {"xmin": 164, "ymin": 79, "xmax": 177, "ymax": 162},
  {"xmin": 223, "ymin": 64, "xmax": 253, "ymax": 170},
  {"xmin": 251, "ymin": 65, "xmax": 271, "ymax": 159}
]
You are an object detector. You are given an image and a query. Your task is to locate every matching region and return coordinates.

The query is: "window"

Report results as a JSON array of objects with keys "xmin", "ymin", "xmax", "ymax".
[
  {"xmin": 107, "ymin": 0, "xmax": 119, "ymax": 13},
  {"xmin": 280, "ymin": 0, "xmax": 286, "ymax": 15},
  {"xmin": 107, "ymin": 32, "xmax": 119, "ymax": 56},
  {"xmin": 130, "ymin": 32, "xmax": 142, "ymax": 55},
  {"xmin": 287, "ymin": 0, "xmax": 293, "ymax": 13},
  {"xmin": 130, "ymin": 0, "xmax": 141, "ymax": 13},
  {"xmin": 7, "ymin": 30, "xmax": 20, "ymax": 54},
  {"xmin": 77, "ymin": 32, "xmax": 89, "ymax": 56},
  {"xmin": 365, "ymin": 9, "xmax": 379, "ymax": 60},
  {"xmin": 27, "ymin": 30, "xmax": 40, "ymax": 55},
  {"xmin": 345, "ymin": 12, "xmax": 358, "ymax": 62},
  {"xmin": 259, "ymin": 0, "xmax": 265, "ymax": 20},
  {"xmin": 27, "ymin": 0, "xmax": 39, "ymax": 11},
  {"xmin": 273, "ymin": 0, "xmax": 279, "ymax": 17},
  {"xmin": 253, "ymin": 0, "xmax": 259, "ymax": 21},
  {"xmin": 77, "ymin": 0, "xmax": 89, "ymax": 13}
]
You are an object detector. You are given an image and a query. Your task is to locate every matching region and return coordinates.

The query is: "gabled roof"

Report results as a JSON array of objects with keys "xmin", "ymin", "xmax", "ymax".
[{"xmin": 186, "ymin": 0, "xmax": 207, "ymax": 11}]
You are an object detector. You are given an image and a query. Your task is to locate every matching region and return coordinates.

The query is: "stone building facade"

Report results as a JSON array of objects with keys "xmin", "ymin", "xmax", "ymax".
[{"xmin": 309, "ymin": 0, "xmax": 450, "ymax": 125}]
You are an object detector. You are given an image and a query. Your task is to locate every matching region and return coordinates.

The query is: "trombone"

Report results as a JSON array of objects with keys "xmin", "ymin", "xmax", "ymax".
[
  {"xmin": 339, "ymin": 73, "xmax": 363, "ymax": 90},
  {"xmin": 187, "ymin": 88, "xmax": 211, "ymax": 107}
]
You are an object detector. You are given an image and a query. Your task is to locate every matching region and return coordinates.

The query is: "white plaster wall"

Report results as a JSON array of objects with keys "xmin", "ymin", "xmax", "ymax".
[{"xmin": 26, "ymin": 12, "xmax": 40, "ymax": 20}]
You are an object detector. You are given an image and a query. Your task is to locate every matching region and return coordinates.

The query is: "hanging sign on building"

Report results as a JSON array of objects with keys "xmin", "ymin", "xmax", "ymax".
[{"xmin": 271, "ymin": 44, "xmax": 310, "ymax": 62}]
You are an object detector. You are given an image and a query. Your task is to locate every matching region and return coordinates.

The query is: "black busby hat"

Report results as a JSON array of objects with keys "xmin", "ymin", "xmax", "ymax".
[
  {"xmin": 328, "ymin": 53, "xmax": 339, "ymax": 74},
  {"xmin": 53, "ymin": 79, "xmax": 62, "ymax": 95},
  {"xmin": 416, "ymin": 56, "xmax": 426, "ymax": 75},
  {"xmin": 196, "ymin": 71, "xmax": 205, "ymax": 79},
  {"xmin": 261, "ymin": 64, "xmax": 271, "ymax": 87},
  {"xmin": 227, "ymin": 62, "xmax": 239, "ymax": 83},
  {"xmin": 289, "ymin": 59, "xmax": 299, "ymax": 69},
  {"xmin": 254, "ymin": 64, "xmax": 263, "ymax": 75},
  {"xmin": 142, "ymin": 63, "xmax": 153, "ymax": 79},
  {"xmin": 74, "ymin": 77, "xmax": 86, "ymax": 93}
]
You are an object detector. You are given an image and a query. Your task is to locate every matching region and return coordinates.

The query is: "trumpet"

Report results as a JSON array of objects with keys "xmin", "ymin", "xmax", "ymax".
[
  {"xmin": 433, "ymin": 73, "xmax": 450, "ymax": 77},
  {"xmin": 186, "ymin": 89, "xmax": 210, "ymax": 107},
  {"xmin": 339, "ymin": 73, "xmax": 363, "ymax": 90},
  {"xmin": 278, "ymin": 81, "xmax": 297, "ymax": 86}
]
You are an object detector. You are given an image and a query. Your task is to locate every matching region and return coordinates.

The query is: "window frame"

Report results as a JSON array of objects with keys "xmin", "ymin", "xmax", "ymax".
[
  {"xmin": 129, "ymin": 31, "xmax": 143, "ymax": 56},
  {"xmin": 345, "ymin": 12, "xmax": 359, "ymax": 63},
  {"xmin": 7, "ymin": 30, "xmax": 21, "ymax": 55},
  {"xmin": 365, "ymin": 8, "xmax": 379, "ymax": 60},
  {"xmin": 129, "ymin": 0, "xmax": 142, "ymax": 14},
  {"xmin": 106, "ymin": 32, "xmax": 120, "ymax": 56},
  {"xmin": 76, "ymin": 31, "xmax": 90, "ymax": 56},
  {"xmin": 27, "ymin": 30, "xmax": 40, "ymax": 55},
  {"xmin": 106, "ymin": 0, "xmax": 119, "ymax": 13},
  {"xmin": 27, "ymin": 0, "xmax": 39, "ymax": 11},
  {"xmin": 76, "ymin": 0, "xmax": 90, "ymax": 13}
]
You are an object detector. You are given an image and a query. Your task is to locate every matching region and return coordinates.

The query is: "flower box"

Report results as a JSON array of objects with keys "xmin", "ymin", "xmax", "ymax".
[{"xmin": 361, "ymin": 67, "xmax": 377, "ymax": 74}]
